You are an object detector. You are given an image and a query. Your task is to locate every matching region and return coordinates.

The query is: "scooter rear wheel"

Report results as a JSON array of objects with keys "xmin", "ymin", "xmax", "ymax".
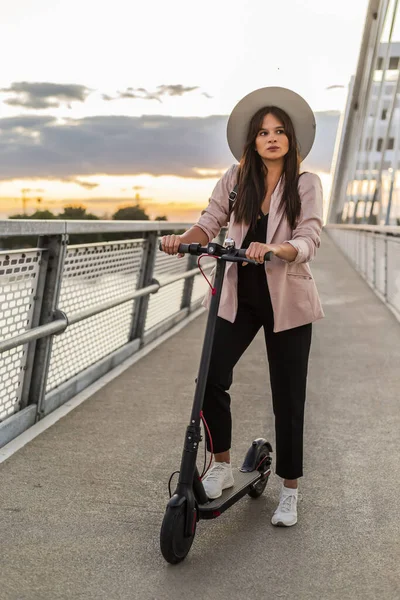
[
  {"xmin": 160, "ymin": 504, "xmax": 196, "ymax": 564},
  {"xmin": 248, "ymin": 449, "xmax": 271, "ymax": 499}
]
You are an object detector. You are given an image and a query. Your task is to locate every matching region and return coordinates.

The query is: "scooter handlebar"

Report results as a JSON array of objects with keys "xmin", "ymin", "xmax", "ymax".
[
  {"xmin": 176, "ymin": 243, "xmax": 194, "ymax": 254},
  {"xmin": 236, "ymin": 248, "xmax": 272, "ymax": 262},
  {"xmin": 159, "ymin": 241, "xmax": 272, "ymax": 263},
  {"xmin": 157, "ymin": 242, "xmax": 205, "ymax": 255}
]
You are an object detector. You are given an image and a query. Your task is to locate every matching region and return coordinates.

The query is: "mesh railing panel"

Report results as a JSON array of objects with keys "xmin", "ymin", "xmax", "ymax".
[
  {"xmin": 375, "ymin": 236, "xmax": 386, "ymax": 296},
  {"xmin": 145, "ymin": 247, "xmax": 189, "ymax": 331},
  {"xmin": 366, "ymin": 233, "xmax": 375, "ymax": 286},
  {"xmin": 328, "ymin": 227, "xmax": 400, "ymax": 322},
  {"xmin": 46, "ymin": 303, "xmax": 134, "ymax": 391},
  {"xmin": 387, "ymin": 238, "xmax": 400, "ymax": 315},
  {"xmin": 46, "ymin": 241, "xmax": 144, "ymax": 392},
  {"xmin": 348, "ymin": 230, "xmax": 358, "ymax": 265},
  {"xmin": 0, "ymin": 250, "xmax": 41, "ymax": 421},
  {"xmin": 56, "ymin": 241, "xmax": 144, "ymax": 314},
  {"xmin": 359, "ymin": 231, "xmax": 366, "ymax": 275}
]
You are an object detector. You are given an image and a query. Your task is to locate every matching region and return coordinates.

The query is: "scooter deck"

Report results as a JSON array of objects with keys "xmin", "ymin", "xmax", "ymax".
[{"xmin": 198, "ymin": 469, "xmax": 262, "ymax": 515}]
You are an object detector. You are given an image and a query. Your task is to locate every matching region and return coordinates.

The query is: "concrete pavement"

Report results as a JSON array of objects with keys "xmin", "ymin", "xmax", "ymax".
[{"xmin": 1, "ymin": 231, "xmax": 400, "ymax": 600}]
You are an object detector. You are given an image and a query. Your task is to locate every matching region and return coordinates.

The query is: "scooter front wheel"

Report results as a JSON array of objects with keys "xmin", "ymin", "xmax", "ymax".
[{"xmin": 160, "ymin": 503, "xmax": 196, "ymax": 564}]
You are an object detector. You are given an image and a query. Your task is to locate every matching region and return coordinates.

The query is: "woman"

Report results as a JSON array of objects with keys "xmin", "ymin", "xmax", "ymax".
[{"xmin": 161, "ymin": 87, "xmax": 324, "ymax": 527}]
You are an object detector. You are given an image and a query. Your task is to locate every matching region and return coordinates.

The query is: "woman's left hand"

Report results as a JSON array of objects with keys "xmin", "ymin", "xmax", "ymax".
[{"xmin": 245, "ymin": 242, "xmax": 279, "ymax": 264}]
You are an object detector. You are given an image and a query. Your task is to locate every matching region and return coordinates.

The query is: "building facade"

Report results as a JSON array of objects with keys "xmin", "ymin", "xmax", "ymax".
[{"xmin": 328, "ymin": 0, "xmax": 400, "ymax": 226}]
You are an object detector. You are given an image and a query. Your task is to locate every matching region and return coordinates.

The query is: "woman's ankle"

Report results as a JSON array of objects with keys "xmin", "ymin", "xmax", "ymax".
[
  {"xmin": 283, "ymin": 479, "xmax": 298, "ymax": 489},
  {"xmin": 214, "ymin": 451, "xmax": 230, "ymax": 464}
]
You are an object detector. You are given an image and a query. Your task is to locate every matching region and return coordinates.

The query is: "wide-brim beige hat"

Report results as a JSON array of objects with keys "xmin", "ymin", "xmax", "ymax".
[{"xmin": 226, "ymin": 86, "xmax": 316, "ymax": 162}]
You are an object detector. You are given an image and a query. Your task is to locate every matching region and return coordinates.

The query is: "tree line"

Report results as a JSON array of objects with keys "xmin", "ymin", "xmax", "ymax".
[{"xmin": 3, "ymin": 202, "xmax": 179, "ymax": 249}]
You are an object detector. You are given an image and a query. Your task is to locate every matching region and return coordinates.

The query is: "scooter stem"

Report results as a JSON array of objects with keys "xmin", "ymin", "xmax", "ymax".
[
  {"xmin": 190, "ymin": 258, "xmax": 226, "ymax": 423},
  {"xmin": 175, "ymin": 257, "xmax": 226, "ymax": 492}
]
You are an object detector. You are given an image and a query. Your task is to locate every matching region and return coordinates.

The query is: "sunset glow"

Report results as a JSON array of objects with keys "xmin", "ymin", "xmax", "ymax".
[{"xmin": 0, "ymin": 171, "xmax": 333, "ymax": 223}]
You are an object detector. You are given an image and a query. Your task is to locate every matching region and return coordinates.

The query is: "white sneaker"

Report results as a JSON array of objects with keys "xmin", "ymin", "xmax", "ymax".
[
  {"xmin": 271, "ymin": 486, "xmax": 298, "ymax": 527},
  {"xmin": 202, "ymin": 462, "xmax": 234, "ymax": 499}
]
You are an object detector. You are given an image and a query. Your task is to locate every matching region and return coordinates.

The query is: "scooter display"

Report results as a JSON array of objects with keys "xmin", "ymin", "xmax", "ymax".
[{"xmin": 159, "ymin": 239, "xmax": 273, "ymax": 564}]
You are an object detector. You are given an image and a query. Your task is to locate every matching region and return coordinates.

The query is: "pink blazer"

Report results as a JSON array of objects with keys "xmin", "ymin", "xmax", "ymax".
[{"xmin": 195, "ymin": 164, "xmax": 325, "ymax": 333}]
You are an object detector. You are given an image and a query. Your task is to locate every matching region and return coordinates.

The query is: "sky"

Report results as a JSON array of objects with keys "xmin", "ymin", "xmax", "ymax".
[{"xmin": 0, "ymin": 0, "xmax": 371, "ymax": 222}]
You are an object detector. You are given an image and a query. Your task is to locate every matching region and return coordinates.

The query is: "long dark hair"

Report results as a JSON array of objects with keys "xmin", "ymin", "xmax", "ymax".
[{"xmin": 233, "ymin": 106, "xmax": 302, "ymax": 231}]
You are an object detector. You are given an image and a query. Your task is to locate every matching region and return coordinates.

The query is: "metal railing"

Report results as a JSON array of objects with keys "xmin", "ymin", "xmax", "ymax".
[
  {"xmin": 0, "ymin": 220, "xmax": 217, "ymax": 447},
  {"xmin": 325, "ymin": 224, "xmax": 400, "ymax": 321}
]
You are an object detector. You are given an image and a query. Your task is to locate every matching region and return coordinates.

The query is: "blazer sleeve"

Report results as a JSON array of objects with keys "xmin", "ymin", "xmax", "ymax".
[
  {"xmin": 194, "ymin": 164, "xmax": 238, "ymax": 242},
  {"xmin": 284, "ymin": 172, "xmax": 324, "ymax": 263}
]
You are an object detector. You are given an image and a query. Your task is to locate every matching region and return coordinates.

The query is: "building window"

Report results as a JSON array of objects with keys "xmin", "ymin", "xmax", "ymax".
[
  {"xmin": 381, "ymin": 108, "xmax": 387, "ymax": 120},
  {"xmin": 376, "ymin": 138, "xmax": 395, "ymax": 152},
  {"xmin": 377, "ymin": 57, "xmax": 383, "ymax": 70},
  {"xmin": 389, "ymin": 56, "xmax": 399, "ymax": 70}
]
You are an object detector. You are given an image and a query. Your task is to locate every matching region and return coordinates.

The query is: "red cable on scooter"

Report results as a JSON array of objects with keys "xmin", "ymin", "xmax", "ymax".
[{"xmin": 198, "ymin": 255, "xmax": 218, "ymax": 295}]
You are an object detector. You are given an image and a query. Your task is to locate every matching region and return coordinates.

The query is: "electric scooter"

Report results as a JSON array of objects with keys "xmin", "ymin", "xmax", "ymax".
[{"xmin": 159, "ymin": 239, "xmax": 273, "ymax": 564}]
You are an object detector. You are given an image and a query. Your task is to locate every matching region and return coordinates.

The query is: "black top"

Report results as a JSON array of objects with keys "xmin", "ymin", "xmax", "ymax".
[
  {"xmin": 237, "ymin": 212, "xmax": 269, "ymax": 305},
  {"xmin": 241, "ymin": 211, "xmax": 269, "ymax": 249}
]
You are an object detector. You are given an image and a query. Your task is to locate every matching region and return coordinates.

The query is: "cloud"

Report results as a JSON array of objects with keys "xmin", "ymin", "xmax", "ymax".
[
  {"xmin": 0, "ymin": 115, "xmax": 57, "ymax": 130},
  {"xmin": 0, "ymin": 82, "xmax": 92, "ymax": 109},
  {"xmin": 0, "ymin": 111, "xmax": 340, "ymax": 181},
  {"xmin": 61, "ymin": 178, "xmax": 100, "ymax": 190},
  {"xmin": 1, "ymin": 81, "xmax": 210, "ymax": 110},
  {"xmin": 103, "ymin": 84, "xmax": 208, "ymax": 103},
  {"xmin": 156, "ymin": 84, "xmax": 199, "ymax": 97}
]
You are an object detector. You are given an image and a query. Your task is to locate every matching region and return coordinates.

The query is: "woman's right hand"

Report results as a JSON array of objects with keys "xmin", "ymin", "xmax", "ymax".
[{"xmin": 160, "ymin": 234, "xmax": 183, "ymax": 256}]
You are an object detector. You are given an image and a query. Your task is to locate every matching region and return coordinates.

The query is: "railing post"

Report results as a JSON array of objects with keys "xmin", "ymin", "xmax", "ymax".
[
  {"xmin": 130, "ymin": 231, "xmax": 158, "ymax": 345},
  {"xmin": 25, "ymin": 233, "xmax": 68, "ymax": 420},
  {"xmin": 180, "ymin": 255, "xmax": 197, "ymax": 312}
]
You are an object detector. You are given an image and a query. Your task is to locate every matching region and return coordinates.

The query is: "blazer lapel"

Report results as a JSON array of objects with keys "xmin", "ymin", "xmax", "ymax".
[{"xmin": 267, "ymin": 176, "xmax": 285, "ymax": 244}]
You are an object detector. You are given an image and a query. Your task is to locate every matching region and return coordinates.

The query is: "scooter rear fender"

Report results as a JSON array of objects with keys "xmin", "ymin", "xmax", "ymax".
[{"xmin": 240, "ymin": 438, "xmax": 273, "ymax": 472}]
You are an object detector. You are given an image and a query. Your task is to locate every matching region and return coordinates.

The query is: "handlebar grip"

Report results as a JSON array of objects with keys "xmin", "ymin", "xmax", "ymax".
[
  {"xmin": 237, "ymin": 249, "xmax": 273, "ymax": 262},
  {"xmin": 159, "ymin": 242, "xmax": 202, "ymax": 255},
  {"xmin": 158, "ymin": 241, "xmax": 191, "ymax": 254}
]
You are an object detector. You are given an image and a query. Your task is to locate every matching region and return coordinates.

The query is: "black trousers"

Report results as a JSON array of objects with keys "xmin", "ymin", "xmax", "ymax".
[{"xmin": 202, "ymin": 273, "xmax": 312, "ymax": 480}]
